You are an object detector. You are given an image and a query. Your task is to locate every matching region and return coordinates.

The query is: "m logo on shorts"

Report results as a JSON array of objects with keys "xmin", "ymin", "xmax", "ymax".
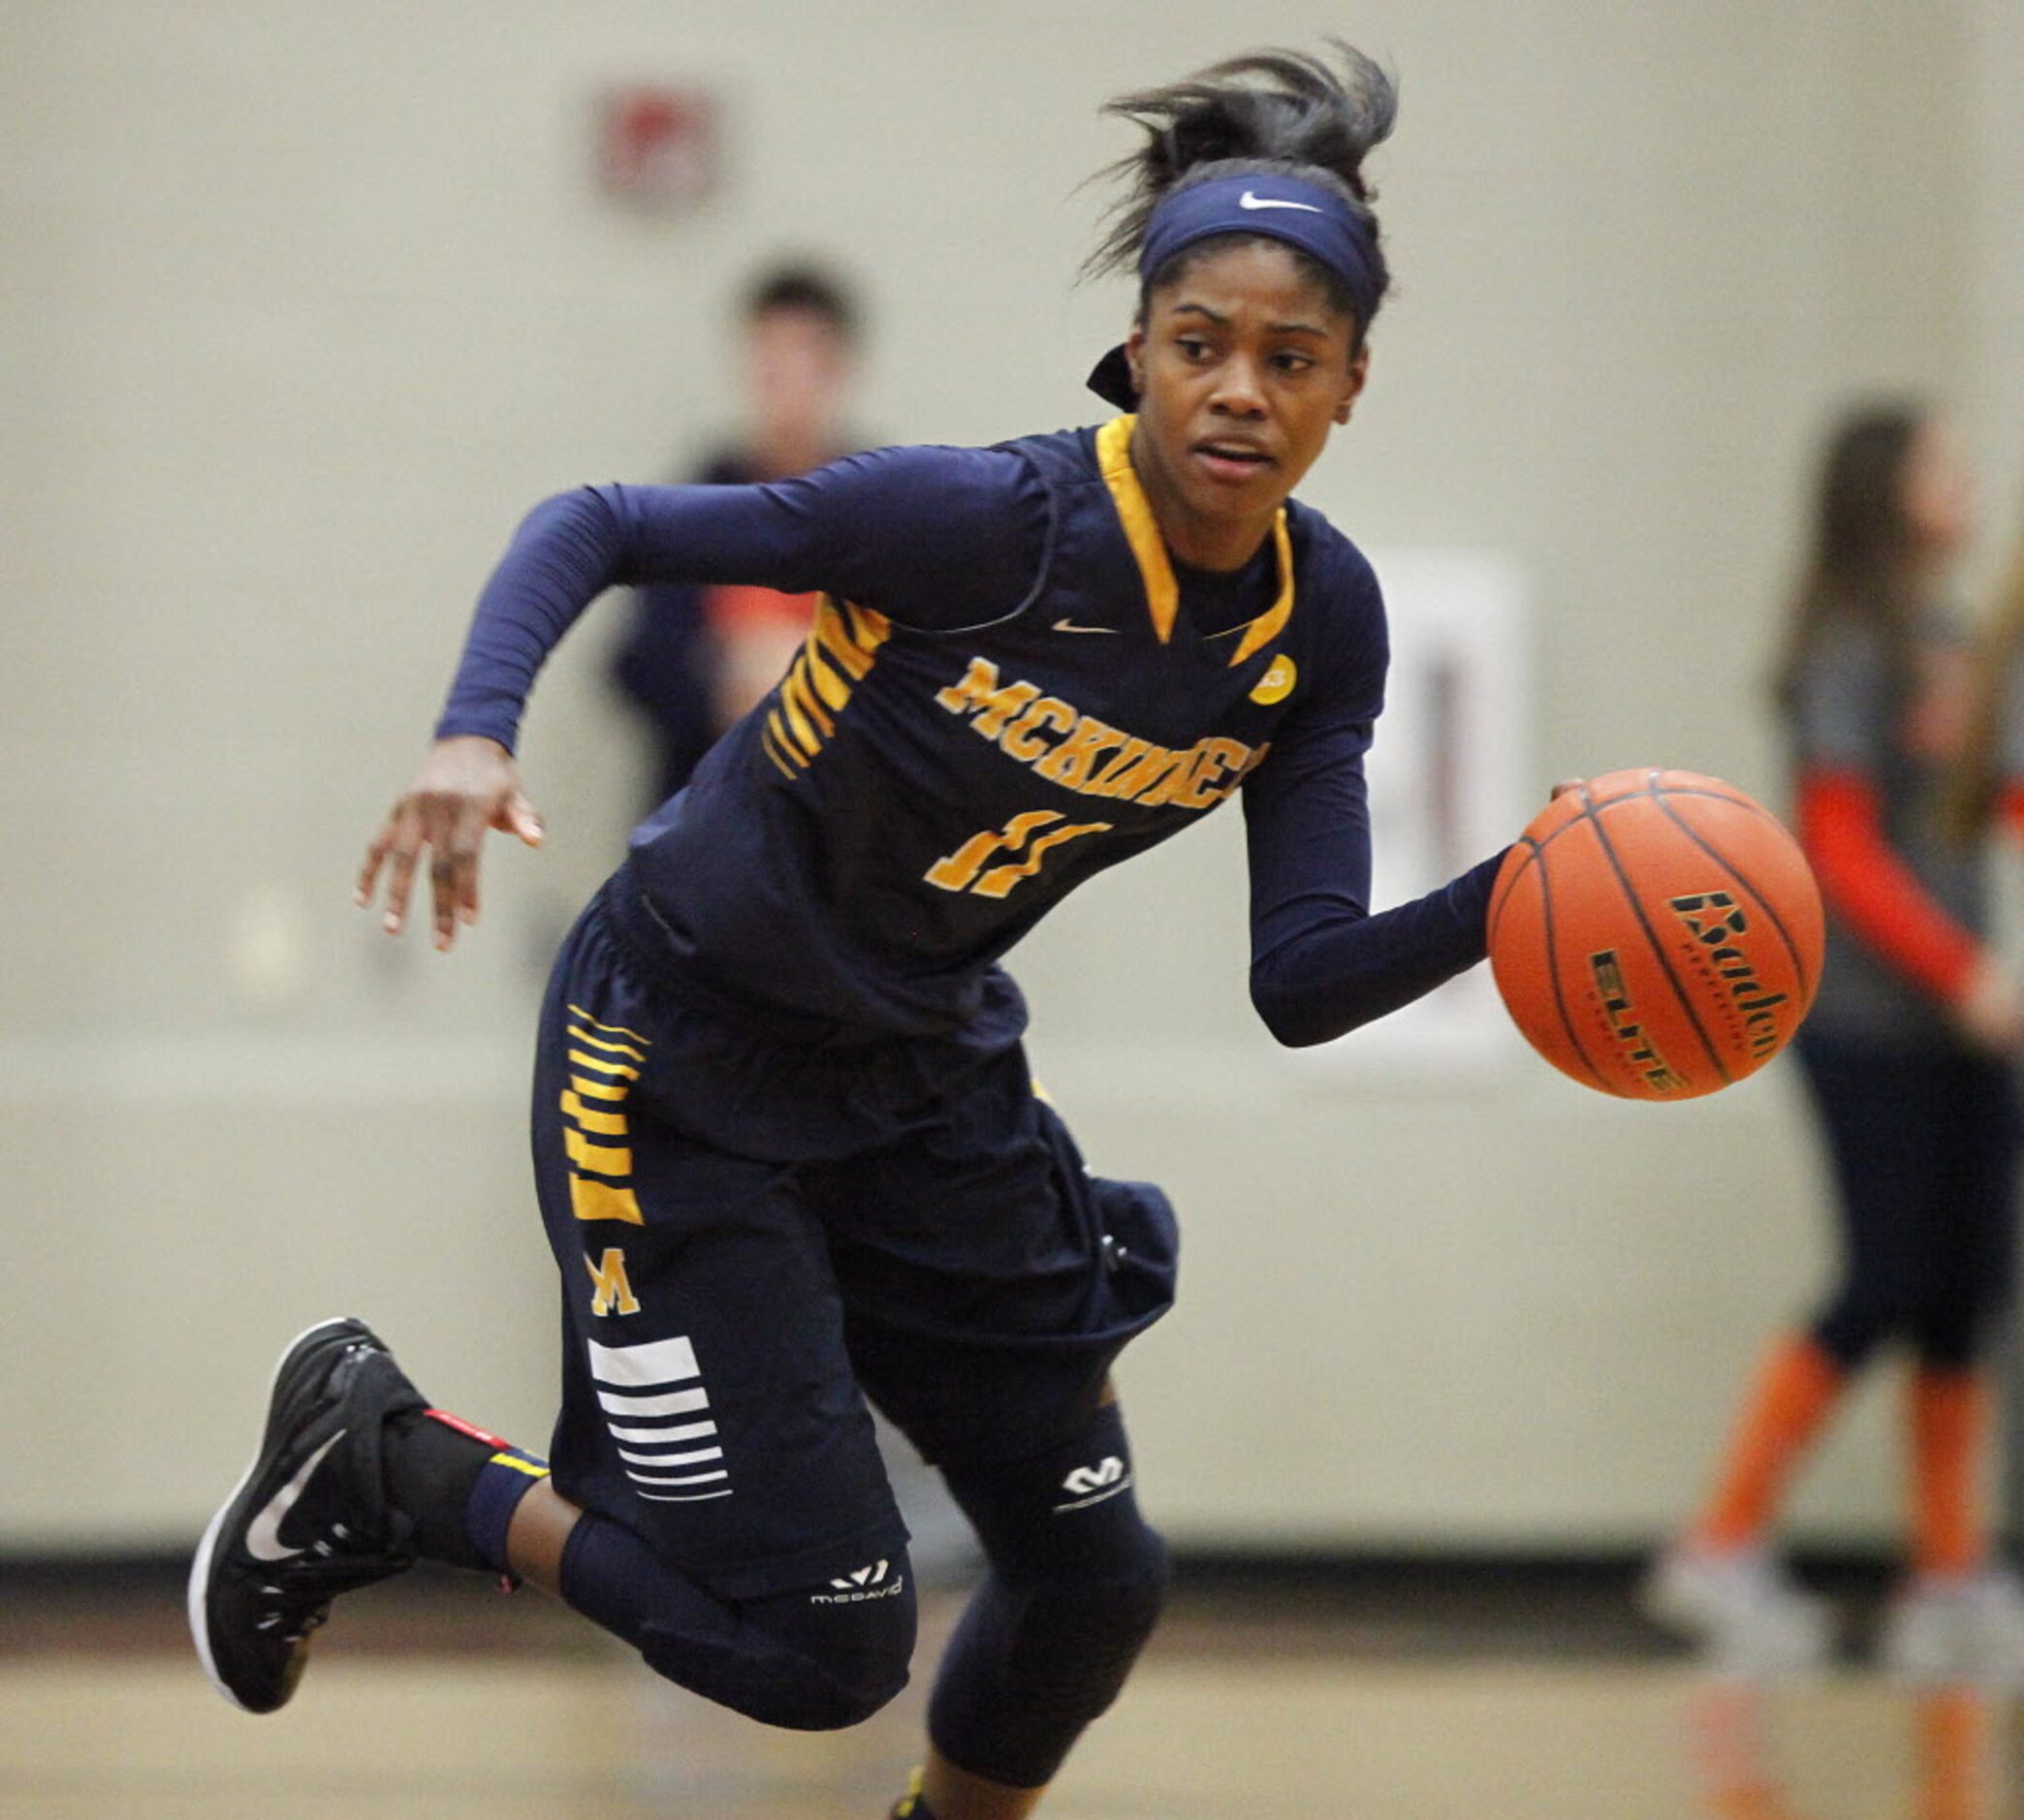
[
  {"xmin": 1055, "ymin": 1456, "xmax": 1131, "ymax": 1512},
  {"xmin": 584, "ymin": 1248, "xmax": 640, "ymax": 1318},
  {"xmin": 813, "ymin": 1559, "xmax": 906, "ymax": 1605},
  {"xmin": 587, "ymin": 1334, "xmax": 732, "ymax": 1504}
]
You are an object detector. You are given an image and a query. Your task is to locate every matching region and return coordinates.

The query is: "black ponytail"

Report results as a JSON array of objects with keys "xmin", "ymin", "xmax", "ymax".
[{"xmin": 1086, "ymin": 42, "xmax": 1398, "ymax": 328}]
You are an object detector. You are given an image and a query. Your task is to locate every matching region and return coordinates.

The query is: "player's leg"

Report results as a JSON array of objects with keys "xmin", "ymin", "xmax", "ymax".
[
  {"xmin": 1881, "ymin": 1051, "xmax": 2023, "ymax": 1677},
  {"xmin": 911, "ymin": 1388, "xmax": 1169, "ymax": 1818},
  {"xmin": 1647, "ymin": 1036, "xmax": 1932, "ymax": 1661},
  {"xmin": 192, "ymin": 894, "xmax": 916, "ymax": 1726},
  {"xmin": 815, "ymin": 1061, "xmax": 1180, "ymax": 1819},
  {"xmin": 190, "ymin": 1311, "xmax": 914, "ymax": 1727}
]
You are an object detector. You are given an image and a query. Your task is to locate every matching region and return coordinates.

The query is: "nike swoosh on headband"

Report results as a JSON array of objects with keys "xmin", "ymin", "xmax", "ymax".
[
  {"xmin": 245, "ymin": 1431, "xmax": 345, "ymax": 1562},
  {"xmin": 1054, "ymin": 618, "xmax": 1120, "ymax": 635},
  {"xmin": 1239, "ymin": 190, "xmax": 1324, "ymax": 214}
]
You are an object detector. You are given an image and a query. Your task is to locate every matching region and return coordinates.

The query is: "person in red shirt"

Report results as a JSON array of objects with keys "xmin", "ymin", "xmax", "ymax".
[{"xmin": 1647, "ymin": 403, "xmax": 2024, "ymax": 1677}]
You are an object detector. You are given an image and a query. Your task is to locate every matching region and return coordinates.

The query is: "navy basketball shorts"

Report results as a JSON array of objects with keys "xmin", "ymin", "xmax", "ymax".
[{"xmin": 527, "ymin": 889, "xmax": 1180, "ymax": 1602}]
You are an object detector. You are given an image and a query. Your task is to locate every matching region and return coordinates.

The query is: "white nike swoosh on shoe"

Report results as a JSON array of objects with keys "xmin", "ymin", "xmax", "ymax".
[
  {"xmin": 1239, "ymin": 190, "xmax": 1323, "ymax": 214},
  {"xmin": 244, "ymin": 1430, "xmax": 345, "ymax": 1562},
  {"xmin": 1053, "ymin": 618, "xmax": 1120, "ymax": 635}
]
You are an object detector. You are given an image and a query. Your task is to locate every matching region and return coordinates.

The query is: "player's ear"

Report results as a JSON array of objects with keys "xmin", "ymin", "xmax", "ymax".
[
  {"xmin": 1335, "ymin": 344, "xmax": 1370, "ymax": 426},
  {"xmin": 1124, "ymin": 320, "xmax": 1148, "ymax": 398}
]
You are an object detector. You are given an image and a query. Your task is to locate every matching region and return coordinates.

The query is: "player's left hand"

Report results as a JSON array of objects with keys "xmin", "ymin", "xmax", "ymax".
[{"xmin": 355, "ymin": 736, "xmax": 545, "ymax": 952}]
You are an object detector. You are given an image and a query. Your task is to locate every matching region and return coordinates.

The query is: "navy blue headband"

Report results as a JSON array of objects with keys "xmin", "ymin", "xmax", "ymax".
[
  {"xmin": 1139, "ymin": 173, "xmax": 1380, "ymax": 318},
  {"xmin": 1087, "ymin": 173, "xmax": 1381, "ymax": 408}
]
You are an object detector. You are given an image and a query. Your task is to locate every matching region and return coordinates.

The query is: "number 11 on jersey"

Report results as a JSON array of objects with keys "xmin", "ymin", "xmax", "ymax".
[{"xmin": 926, "ymin": 810, "xmax": 1114, "ymax": 900}]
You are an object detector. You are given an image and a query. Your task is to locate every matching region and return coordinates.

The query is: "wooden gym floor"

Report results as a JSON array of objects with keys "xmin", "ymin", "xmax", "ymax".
[{"xmin": 0, "ymin": 1564, "xmax": 2015, "ymax": 1818}]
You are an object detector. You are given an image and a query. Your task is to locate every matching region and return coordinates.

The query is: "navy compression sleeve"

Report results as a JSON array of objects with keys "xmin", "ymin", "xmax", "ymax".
[
  {"xmin": 1242, "ymin": 713, "xmax": 1506, "ymax": 1047},
  {"xmin": 435, "ymin": 447, "xmax": 1046, "ymax": 751}
]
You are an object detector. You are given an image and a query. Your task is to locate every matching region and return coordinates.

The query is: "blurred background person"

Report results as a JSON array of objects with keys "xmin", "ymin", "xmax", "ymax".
[
  {"xmin": 606, "ymin": 257, "xmax": 974, "ymax": 1581},
  {"xmin": 610, "ymin": 260, "xmax": 868, "ymax": 810},
  {"xmin": 1646, "ymin": 402, "xmax": 2024, "ymax": 1676}
]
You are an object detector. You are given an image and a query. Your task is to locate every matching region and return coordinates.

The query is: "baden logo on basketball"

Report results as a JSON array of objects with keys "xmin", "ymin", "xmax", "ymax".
[{"xmin": 1665, "ymin": 890, "xmax": 1791, "ymax": 1059}]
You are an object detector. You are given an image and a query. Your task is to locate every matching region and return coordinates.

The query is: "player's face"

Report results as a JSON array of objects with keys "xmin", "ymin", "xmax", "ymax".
[
  {"xmin": 1902, "ymin": 417, "xmax": 1975, "ymax": 560},
  {"xmin": 1124, "ymin": 241, "xmax": 1367, "ymax": 569},
  {"xmin": 745, "ymin": 307, "xmax": 854, "ymax": 449}
]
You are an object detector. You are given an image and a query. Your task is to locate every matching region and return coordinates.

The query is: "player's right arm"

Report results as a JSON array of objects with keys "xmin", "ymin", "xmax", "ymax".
[{"xmin": 358, "ymin": 449, "xmax": 1046, "ymax": 949}]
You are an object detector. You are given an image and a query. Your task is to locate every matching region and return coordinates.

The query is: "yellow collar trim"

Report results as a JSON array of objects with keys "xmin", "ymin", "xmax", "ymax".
[{"xmin": 1093, "ymin": 415, "xmax": 1294, "ymax": 665}]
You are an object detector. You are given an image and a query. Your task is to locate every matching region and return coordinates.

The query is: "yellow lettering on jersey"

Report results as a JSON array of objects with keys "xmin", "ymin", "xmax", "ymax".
[
  {"xmin": 1104, "ymin": 746, "xmax": 1190, "ymax": 805},
  {"xmin": 973, "ymin": 821, "xmax": 1112, "ymax": 898},
  {"xmin": 585, "ymin": 1248, "xmax": 641, "ymax": 1317},
  {"xmin": 1171, "ymin": 737, "xmax": 1253, "ymax": 809},
  {"xmin": 999, "ymin": 697, "xmax": 1076, "ymax": 763},
  {"xmin": 1086, "ymin": 737, "xmax": 1153, "ymax": 798},
  {"xmin": 926, "ymin": 810, "xmax": 1062, "ymax": 893},
  {"xmin": 1032, "ymin": 716, "xmax": 1127, "ymax": 790},
  {"xmin": 934, "ymin": 657, "xmax": 1269, "ymax": 811},
  {"xmin": 934, "ymin": 659, "xmax": 1044, "ymax": 741}
]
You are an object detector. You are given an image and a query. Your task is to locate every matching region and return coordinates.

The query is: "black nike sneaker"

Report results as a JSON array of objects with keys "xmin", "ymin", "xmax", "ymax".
[{"xmin": 188, "ymin": 1317, "xmax": 425, "ymax": 1712}]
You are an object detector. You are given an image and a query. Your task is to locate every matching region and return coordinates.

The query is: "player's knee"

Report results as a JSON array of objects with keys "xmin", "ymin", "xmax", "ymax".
[
  {"xmin": 926, "ymin": 1517, "xmax": 1169, "ymax": 1786},
  {"xmin": 942, "ymin": 1401, "xmax": 1172, "ymax": 1699},
  {"xmin": 1027, "ymin": 1514, "xmax": 1171, "ymax": 1689},
  {"xmin": 635, "ymin": 1553, "xmax": 916, "ymax": 1732}
]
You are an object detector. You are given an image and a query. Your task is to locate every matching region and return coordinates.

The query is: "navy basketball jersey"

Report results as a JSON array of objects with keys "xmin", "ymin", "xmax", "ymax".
[{"xmin": 619, "ymin": 417, "xmax": 1388, "ymax": 1038}]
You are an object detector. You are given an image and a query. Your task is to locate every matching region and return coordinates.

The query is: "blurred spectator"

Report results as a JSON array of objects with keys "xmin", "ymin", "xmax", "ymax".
[
  {"xmin": 610, "ymin": 261, "xmax": 867, "ymax": 808},
  {"xmin": 1646, "ymin": 403, "xmax": 2024, "ymax": 1678}
]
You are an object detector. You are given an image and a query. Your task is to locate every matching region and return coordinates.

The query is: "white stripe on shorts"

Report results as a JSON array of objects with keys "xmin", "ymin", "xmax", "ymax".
[
  {"xmin": 617, "ymin": 1446, "xmax": 723, "ymax": 1467},
  {"xmin": 626, "ymin": 1467, "xmax": 731, "ymax": 1487},
  {"xmin": 596, "ymin": 1386, "xmax": 710, "ymax": 1419},
  {"xmin": 606, "ymin": 1419, "xmax": 718, "ymax": 1445},
  {"xmin": 586, "ymin": 1334, "xmax": 700, "ymax": 1389}
]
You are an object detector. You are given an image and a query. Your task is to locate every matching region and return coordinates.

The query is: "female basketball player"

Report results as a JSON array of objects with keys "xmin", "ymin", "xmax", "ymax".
[
  {"xmin": 1647, "ymin": 405, "xmax": 2024, "ymax": 1679},
  {"xmin": 192, "ymin": 47, "xmax": 1512, "ymax": 1817}
]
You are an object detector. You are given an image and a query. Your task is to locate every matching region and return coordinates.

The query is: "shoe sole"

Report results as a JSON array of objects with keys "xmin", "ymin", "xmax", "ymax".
[
  {"xmin": 1639, "ymin": 1570, "xmax": 1830, "ymax": 1669},
  {"xmin": 187, "ymin": 1316, "xmax": 373, "ymax": 1712}
]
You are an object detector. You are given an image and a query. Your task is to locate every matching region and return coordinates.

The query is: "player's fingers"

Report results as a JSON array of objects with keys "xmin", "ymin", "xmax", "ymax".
[
  {"xmin": 356, "ymin": 819, "xmax": 398, "ymax": 908},
  {"xmin": 428, "ymin": 841, "xmax": 461, "ymax": 950},
  {"xmin": 1549, "ymin": 777, "xmax": 1586, "ymax": 800},
  {"xmin": 497, "ymin": 791, "xmax": 545, "ymax": 848},
  {"xmin": 449, "ymin": 804, "xmax": 489, "ymax": 929},
  {"xmin": 383, "ymin": 821, "xmax": 424, "ymax": 934}
]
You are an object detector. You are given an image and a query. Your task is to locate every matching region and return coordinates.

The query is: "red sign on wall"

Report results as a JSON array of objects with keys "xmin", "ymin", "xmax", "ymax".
[{"xmin": 595, "ymin": 85, "xmax": 718, "ymax": 216}]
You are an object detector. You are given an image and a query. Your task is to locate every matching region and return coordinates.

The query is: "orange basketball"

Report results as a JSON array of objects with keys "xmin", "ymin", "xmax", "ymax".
[{"xmin": 1488, "ymin": 769, "xmax": 1824, "ymax": 1100}]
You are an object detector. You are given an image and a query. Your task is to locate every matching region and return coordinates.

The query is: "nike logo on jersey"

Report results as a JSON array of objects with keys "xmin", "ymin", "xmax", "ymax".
[
  {"xmin": 1052, "ymin": 618, "xmax": 1120, "ymax": 635},
  {"xmin": 244, "ymin": 1431, "xmax": 345, "ymax": 1561},
  {"xmin": 1240, "ymin": 190, "xmax": 1323, "ymax": 213}
]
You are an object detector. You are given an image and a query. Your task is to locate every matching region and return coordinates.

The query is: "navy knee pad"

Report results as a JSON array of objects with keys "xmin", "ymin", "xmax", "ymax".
[
  {"xmin": 930, "ymin": 1403, "xmax": 1171, "ymax": 1787},
  {"xmin": 562, "ymin": 1514, "xmax": 915, "ymax": 1731}
]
